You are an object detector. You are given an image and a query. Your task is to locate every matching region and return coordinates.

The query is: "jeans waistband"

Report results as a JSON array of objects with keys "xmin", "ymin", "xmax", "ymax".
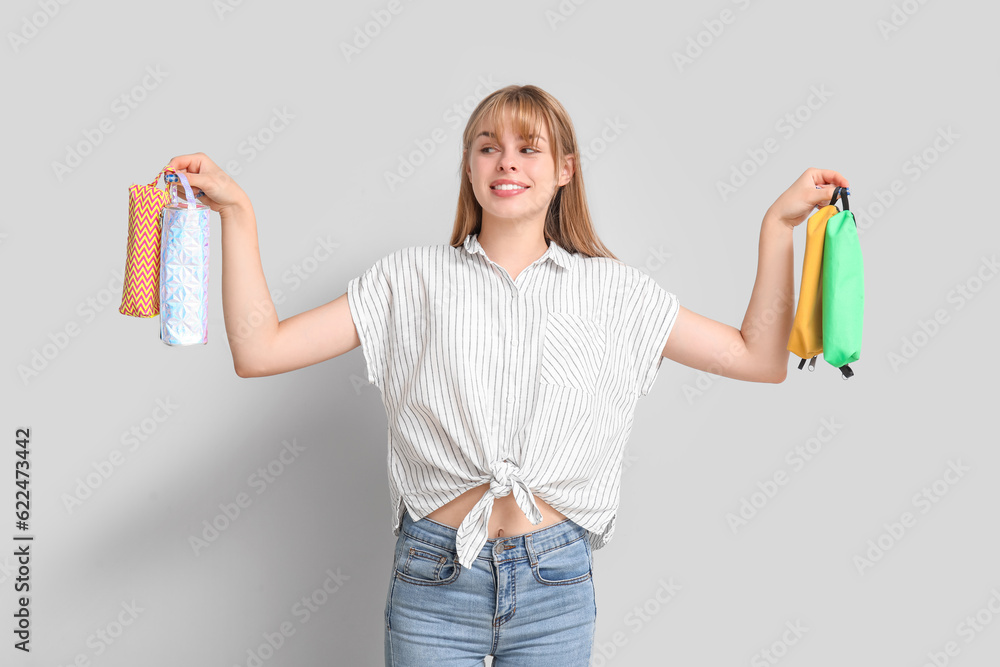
[{"xmin": 400, "ymin": 510, "xmax": 587, "ymax": 564}]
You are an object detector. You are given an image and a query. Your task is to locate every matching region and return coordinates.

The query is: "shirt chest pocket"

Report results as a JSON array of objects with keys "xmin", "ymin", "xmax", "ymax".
[{"xmin": 538, "ymin": 312, "xmax": 607, "ymax": 392}]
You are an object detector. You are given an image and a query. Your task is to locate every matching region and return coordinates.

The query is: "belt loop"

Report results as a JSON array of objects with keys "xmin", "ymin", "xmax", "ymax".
[{"xmin": 525, "ymin": 532, "xmax": 539, "ymax": 567}]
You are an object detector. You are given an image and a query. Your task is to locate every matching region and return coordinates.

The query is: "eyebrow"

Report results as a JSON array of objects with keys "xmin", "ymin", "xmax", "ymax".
[{"xmin": 476, "ymin": 131, "xmax": 547, "ymax": 144}]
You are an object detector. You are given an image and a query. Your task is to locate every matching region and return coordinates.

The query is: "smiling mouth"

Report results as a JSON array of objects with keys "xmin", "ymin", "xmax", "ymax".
[{"xmin": 490, "ymin": 184, "xmax": 529, "ymax": 190}]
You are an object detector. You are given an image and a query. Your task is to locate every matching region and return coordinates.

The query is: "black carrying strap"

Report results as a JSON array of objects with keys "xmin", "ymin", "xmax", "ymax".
[
  {"xmin": 829, "ymin": 186, "xmax": 850, "ymax": 211},
  {"xmin": 829, "ymin": 186, "xmax": 856, "ymax": 230}
]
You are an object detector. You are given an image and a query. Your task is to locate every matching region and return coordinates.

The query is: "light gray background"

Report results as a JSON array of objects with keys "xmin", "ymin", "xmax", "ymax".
[{"xmin": 3, "ymin": 0, "xmax": 998, "ymax": 665}]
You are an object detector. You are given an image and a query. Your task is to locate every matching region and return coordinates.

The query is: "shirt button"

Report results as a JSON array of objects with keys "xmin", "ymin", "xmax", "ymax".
[
  {"xmin": 510, "ymin": 338, "xmax": 518, "ymax": 347},
  {"xmin": 507, "ymin": 395, "xmax": 516, "ymax": 404}
]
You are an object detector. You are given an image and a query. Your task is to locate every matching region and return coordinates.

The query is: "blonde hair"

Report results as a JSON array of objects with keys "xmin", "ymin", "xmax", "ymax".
[{"xmin": 449, "ymin": 84, "xmax": 619, "ymax": 261}]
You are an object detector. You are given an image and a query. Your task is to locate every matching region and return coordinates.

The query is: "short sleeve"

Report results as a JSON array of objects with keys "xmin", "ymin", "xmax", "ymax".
[
  {"xmin": 347, "ymin": 254, "xmax": 393, "ymax": 391},
  {"xmin": 627, "ymin": 272, "xmax": 680, "ymax": 397}
]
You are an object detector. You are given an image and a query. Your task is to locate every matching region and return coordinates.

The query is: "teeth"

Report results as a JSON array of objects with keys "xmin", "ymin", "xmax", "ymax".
[{"xmin": 492, "ymin": 184, "xmax": 526, "ymax": 190}]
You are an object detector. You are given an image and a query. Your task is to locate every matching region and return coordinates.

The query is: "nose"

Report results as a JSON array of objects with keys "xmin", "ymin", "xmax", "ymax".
[{"xmin": 498, "ymin": 152, "xmax": 519, "ymax": 172}]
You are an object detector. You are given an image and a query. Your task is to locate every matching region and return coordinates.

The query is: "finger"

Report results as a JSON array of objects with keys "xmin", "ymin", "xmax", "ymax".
[
  {"xmin": 168, "ymin": 152, "xmax": 218, "ymax": 176},
  {"xmin": 170, "ymin": 168, "xmax": 208, "ymax": 193},
  {"xmin": 813, "ymin": 183, "xmax": 850, "ymax": 208},
  {"xmin": 814, "ymin": 182, "xmax": 851, "ymax": 196},
  {"xmin": 167, "ymin": 153, "xmax": 204, "ymax": 173},
  {"xmin": 808, "ymin": 168, "xmax": 849, "ymax": 188}
]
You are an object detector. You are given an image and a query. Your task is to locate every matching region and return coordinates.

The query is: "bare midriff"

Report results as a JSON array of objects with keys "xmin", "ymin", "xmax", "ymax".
[{"xmin": 424, "ymin": 482, "xmax": 569, "ymax": 539}]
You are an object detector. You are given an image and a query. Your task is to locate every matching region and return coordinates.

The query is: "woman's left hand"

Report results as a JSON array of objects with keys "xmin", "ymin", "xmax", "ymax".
[{"xmin": 766, "ymin": 168, "xmax": 850, "ymax": 229}]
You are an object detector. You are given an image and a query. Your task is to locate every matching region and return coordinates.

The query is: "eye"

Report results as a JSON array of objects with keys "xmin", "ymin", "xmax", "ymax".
[{"xmin": 479, "ymin": 145, "xmax": 540, "ymax": 154}]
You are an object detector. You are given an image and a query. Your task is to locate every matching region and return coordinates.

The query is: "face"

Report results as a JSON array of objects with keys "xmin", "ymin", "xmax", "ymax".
[{"xmin": 465, "ymin": 113, "xmax": 573, "ymax": 227}]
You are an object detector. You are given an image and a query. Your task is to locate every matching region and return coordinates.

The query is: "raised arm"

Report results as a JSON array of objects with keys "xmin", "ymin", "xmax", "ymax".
[
  {"xmin": 661, "ymin": 168, "xmax": 850, "ymax": 384},
  {"xmin": 167, "ymin": 153, "xmax": 360, "ymax": 378}
]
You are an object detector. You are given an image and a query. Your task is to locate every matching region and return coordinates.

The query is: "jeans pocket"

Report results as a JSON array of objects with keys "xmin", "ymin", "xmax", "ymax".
[
  {"xmin": 531, "ymin": 535, "xmax": 593, "ymax": 587},
  {"xmin": 395, "ymin": 533, "xmax": 462, "ymax": 586},
  {"xmin": 539, "ymin": 312, "xmax": 606, "ymax": 392}
]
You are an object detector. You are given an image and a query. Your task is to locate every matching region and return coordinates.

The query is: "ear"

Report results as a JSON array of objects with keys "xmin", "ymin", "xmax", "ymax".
[{"xmin": 557, "ymin": 153, "xmax": 575, "ymax": 187}]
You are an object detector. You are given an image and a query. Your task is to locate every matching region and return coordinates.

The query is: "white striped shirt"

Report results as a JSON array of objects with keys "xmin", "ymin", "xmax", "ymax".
[{"xmin": 347, "ymin": 232, "xmax": 680, "ymax": 569}]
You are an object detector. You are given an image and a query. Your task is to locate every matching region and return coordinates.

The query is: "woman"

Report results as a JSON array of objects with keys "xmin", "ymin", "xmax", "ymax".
[{"xmin": 169, "ymin": 84, "xmax": 848, "ymax": 665}]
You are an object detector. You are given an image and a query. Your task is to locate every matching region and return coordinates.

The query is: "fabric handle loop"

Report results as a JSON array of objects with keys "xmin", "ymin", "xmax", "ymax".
[
  {"xmin": 169, "ymin": 171, "xmax": 198, "ymax": 210},
  {"xmin": 147, "ymin": 165, "xmax": 174, "ymax": 188},
  {"xmin": 148, "ymin": 165, "xmax": 198, "ymax": 209}
]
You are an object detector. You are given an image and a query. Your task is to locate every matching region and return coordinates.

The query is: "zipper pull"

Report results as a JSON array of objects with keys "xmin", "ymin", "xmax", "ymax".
[
  {"xmin": 840, "ymin": 364, "xmax": 854, "ymax": 380},
  {"xmin": 797, "ymin": 358, "xmax": 807, "ymax": 370},
  {"xmin": 808, "ymin": 356, "xmax": 818, "ymax": 372}
]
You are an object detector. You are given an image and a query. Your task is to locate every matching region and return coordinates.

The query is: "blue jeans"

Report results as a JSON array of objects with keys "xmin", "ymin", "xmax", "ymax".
[{"xmin": 384, "ymin": 510, "xmax": 597, "ymax": 665}]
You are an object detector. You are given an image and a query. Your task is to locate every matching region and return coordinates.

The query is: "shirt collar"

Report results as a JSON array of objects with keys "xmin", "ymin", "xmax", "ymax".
[{"xmin": 462, "ymin": 232, "xmax": 575, "ymax": 270}]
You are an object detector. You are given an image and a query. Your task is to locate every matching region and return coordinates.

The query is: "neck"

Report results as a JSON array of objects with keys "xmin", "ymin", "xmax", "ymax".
[{"xmin": 476, "ymin": 215, "xmax": 548, "ymax": 266}]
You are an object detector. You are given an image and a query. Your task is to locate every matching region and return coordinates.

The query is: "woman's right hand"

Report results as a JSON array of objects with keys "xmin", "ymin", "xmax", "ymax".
[{"xmin": 166, "ymin": 152, "xmax": 249, "ymax": 215}]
